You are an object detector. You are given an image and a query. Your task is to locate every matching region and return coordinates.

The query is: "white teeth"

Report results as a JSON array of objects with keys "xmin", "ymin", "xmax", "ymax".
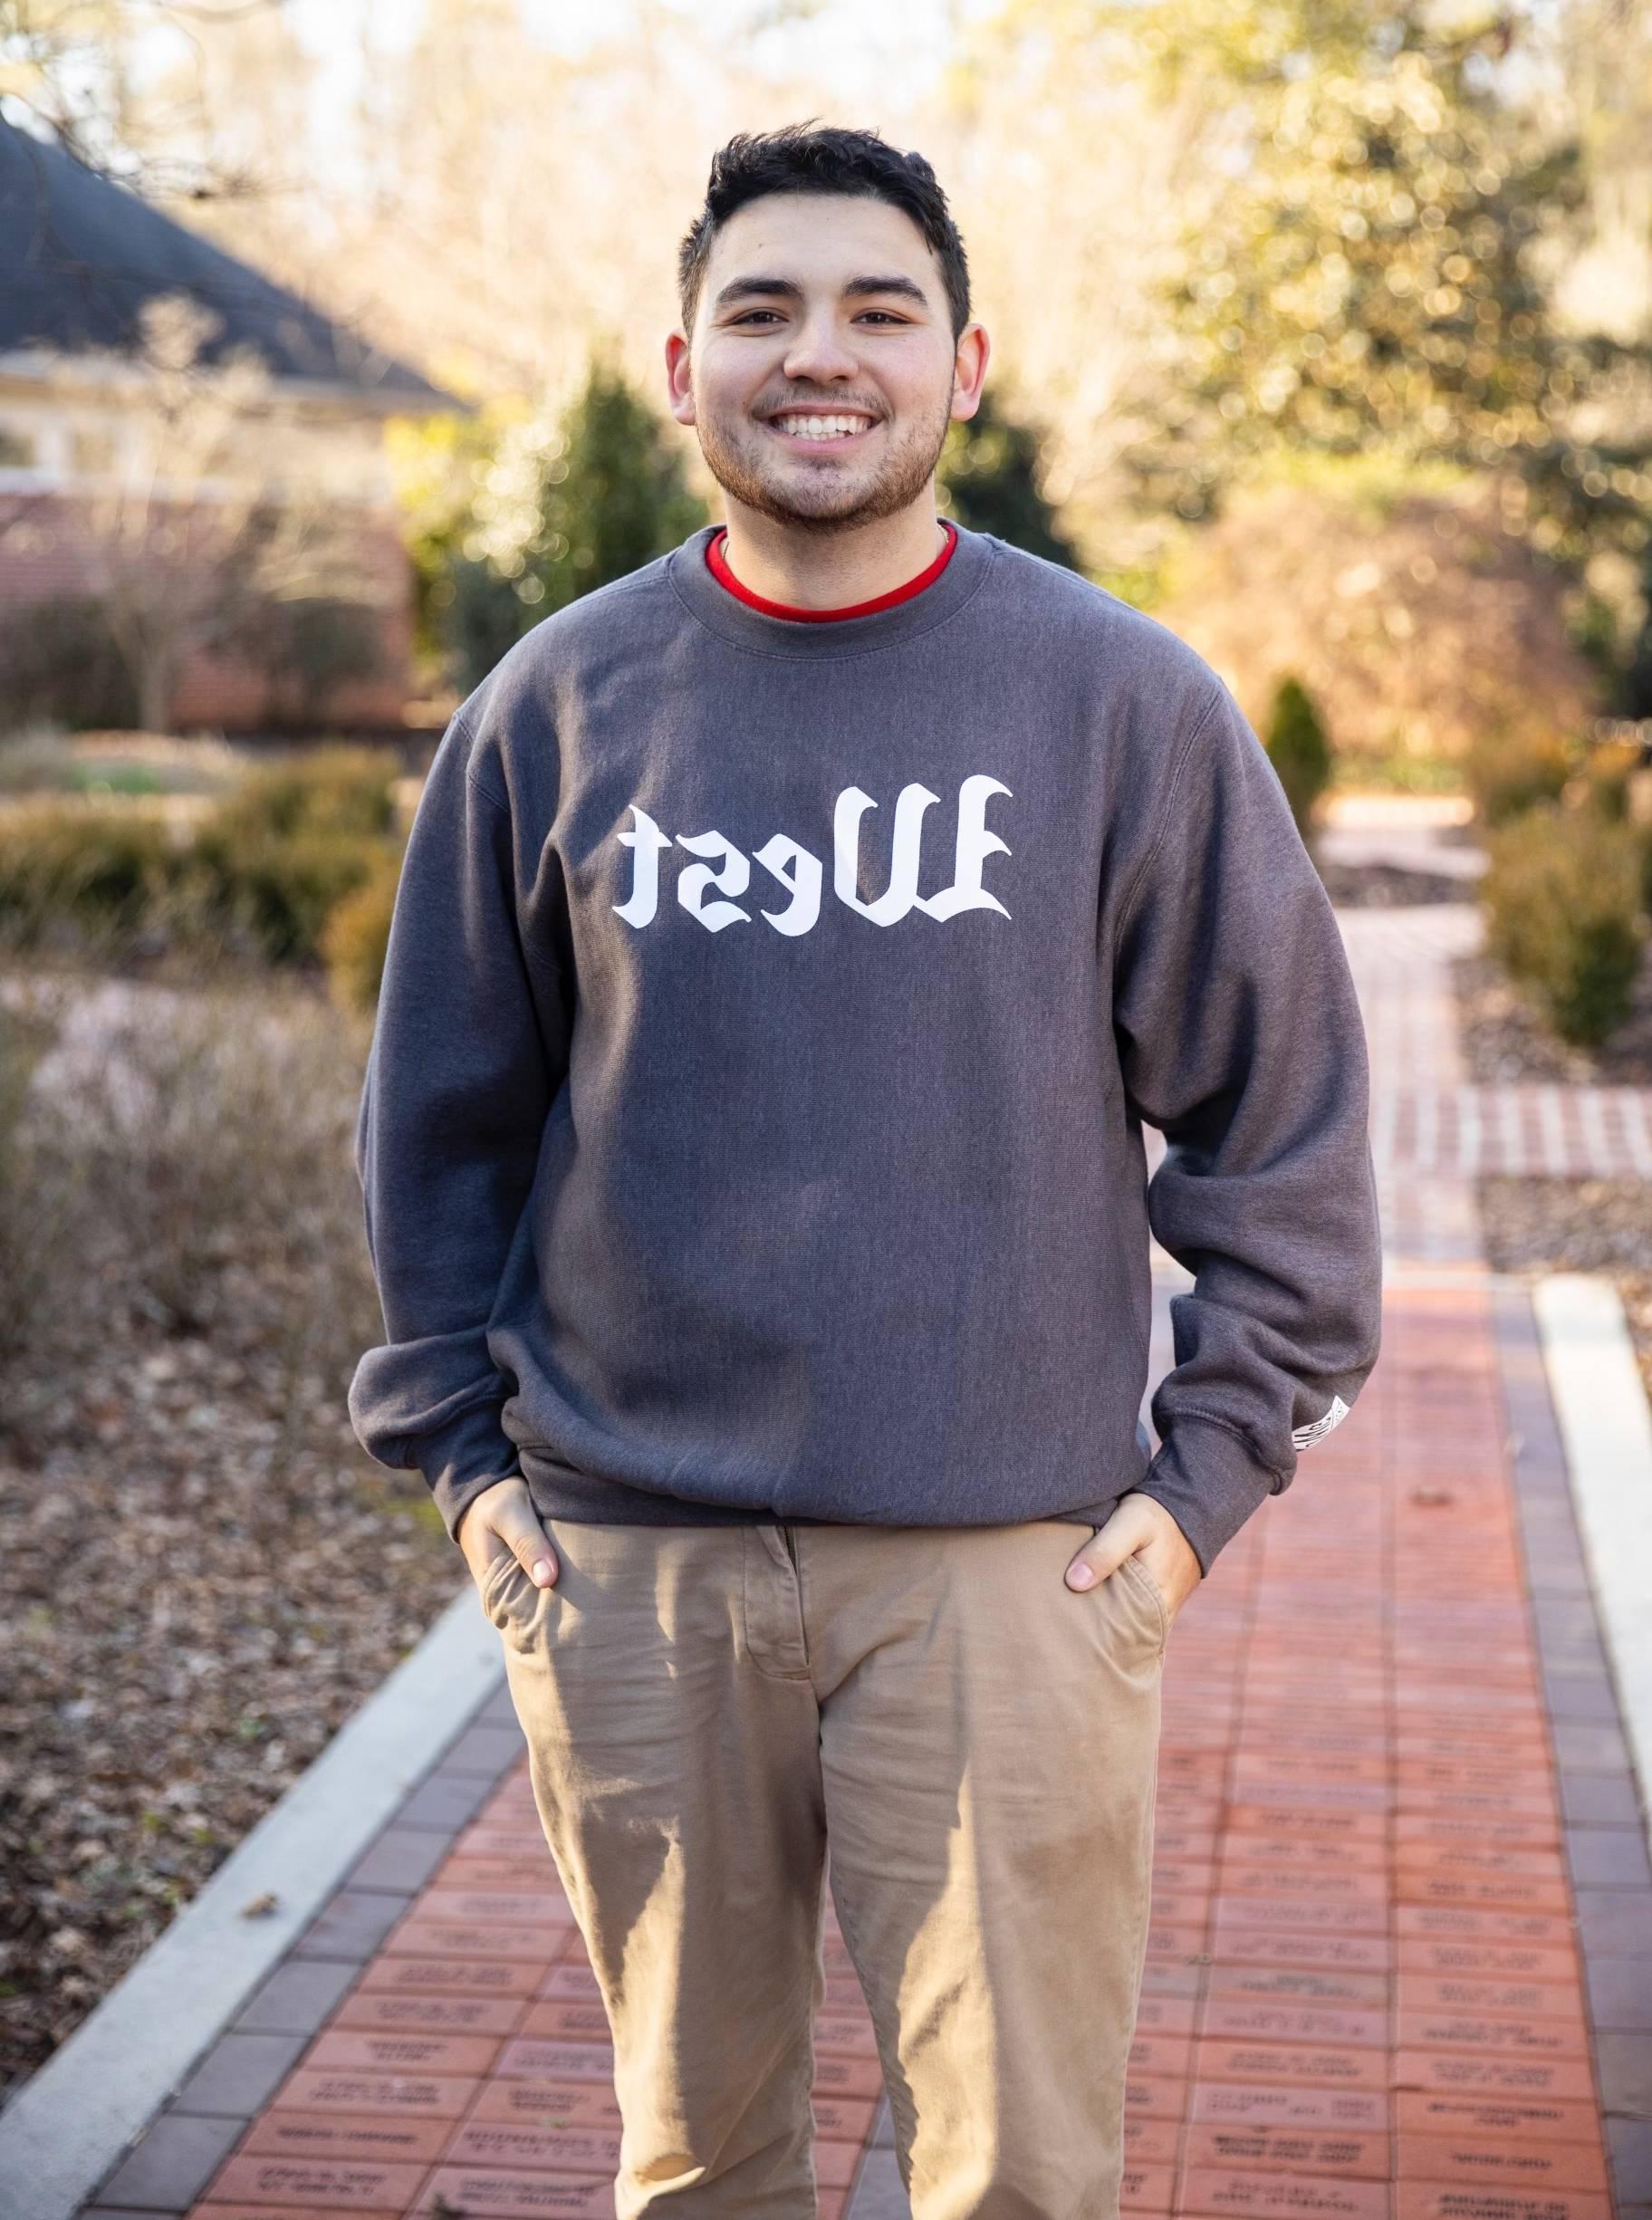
[{"xmin": 773, "ymin": 415, "xmax": 871, "ymax": 441}]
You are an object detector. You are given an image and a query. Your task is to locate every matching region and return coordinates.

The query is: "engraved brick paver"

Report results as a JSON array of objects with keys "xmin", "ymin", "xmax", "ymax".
[{"xmin": 71, "ymin": 874, "xmax": 1652, "ymax": 2217}]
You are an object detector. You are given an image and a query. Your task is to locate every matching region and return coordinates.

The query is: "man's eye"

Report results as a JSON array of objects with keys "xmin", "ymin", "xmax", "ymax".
[{"xmin": 728, "ymin": 310, "xmax": 908, "ymax": 326}]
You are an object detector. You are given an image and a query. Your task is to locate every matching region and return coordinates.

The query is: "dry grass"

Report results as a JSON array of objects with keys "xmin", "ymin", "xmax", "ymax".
[{"xmin": 0, "ymin": 960, "xmax": 466, "ymax": 2100}]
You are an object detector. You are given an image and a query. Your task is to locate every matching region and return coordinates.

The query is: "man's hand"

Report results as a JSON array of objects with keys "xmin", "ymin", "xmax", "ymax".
[
  {"xmin": 1064, "ymin": 1491, "xmax": 1201, "ymax": 1626},
  {"xmin": 456, "ymin": 1476, "xmax": 560, "ymax": 1595}
]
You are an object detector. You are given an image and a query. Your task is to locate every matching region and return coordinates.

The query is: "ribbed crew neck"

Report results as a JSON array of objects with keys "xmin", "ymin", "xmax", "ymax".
[
  {"xmin": 668, "ymin": 518, "xmax": 997, "ymax": 660},
  {"xmin": 706, "ymin": 520, "xmax": 957, "ymax": 621}
]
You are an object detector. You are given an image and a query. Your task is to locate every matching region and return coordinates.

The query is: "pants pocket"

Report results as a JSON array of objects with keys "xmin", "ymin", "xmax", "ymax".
[
  {"xmin": 480, "ymin": 1530, "xmax": 561, "ymax": 1639},
  {"xmin": 1117, "ymin": 1550, "xmax": 1168, "ymax": 1650}
]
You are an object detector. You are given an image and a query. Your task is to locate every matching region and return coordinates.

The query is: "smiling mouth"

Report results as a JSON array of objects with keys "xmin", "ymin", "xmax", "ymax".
[{"xmin": 764, "ymin": 414, "xmax": 880, "ymax": 451}]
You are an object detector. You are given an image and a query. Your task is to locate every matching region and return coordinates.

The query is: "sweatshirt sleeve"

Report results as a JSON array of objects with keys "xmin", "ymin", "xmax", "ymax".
[
  {"xmin": 1110, "ymin": 678, "xmax": 1383, "ymax": 1575},
  {"xmin": 347, "ymin": 709, "xmax": 568, "ymax": 1545}
]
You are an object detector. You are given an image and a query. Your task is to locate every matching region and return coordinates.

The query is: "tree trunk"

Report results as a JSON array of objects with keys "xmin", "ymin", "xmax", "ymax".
[{"xmin": 137, "ymin": 650, "xmax": 175, "ymax": 736}]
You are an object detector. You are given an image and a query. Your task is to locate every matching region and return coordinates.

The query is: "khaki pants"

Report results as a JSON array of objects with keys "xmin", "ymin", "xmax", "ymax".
[{"xmin": 480, "ymin": 1517, "xmax": 1167, "ymax": 2220}]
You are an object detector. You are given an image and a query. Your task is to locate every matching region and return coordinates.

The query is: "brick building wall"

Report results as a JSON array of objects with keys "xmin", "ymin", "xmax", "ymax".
[{"xmin": 0, "ymin": 485, "xmax": 417, "ymax": 732}]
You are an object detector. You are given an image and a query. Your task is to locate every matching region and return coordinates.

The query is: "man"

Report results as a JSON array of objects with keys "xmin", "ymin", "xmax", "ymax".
[{"xmin": 350, "ymin": 120, "xmax": 1383, "ymax": 2220}]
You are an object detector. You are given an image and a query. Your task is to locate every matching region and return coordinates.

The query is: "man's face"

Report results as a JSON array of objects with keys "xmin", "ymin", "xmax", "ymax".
[{"xmin": 668, "ymin": 191, "xmax": 984, "ymax": 534}]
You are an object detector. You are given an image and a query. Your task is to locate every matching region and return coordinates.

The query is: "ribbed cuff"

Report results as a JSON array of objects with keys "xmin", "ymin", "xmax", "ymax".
[
  {"xmin": 411, "ymin": 1398, "xmax": 525, "ymax": 1546},
  {"xmin": 1132, "ymin": 1416, "xmax": 1282, "ymax": 1576}
]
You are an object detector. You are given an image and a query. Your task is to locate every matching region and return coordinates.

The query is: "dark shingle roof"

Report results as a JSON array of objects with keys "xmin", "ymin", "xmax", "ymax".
[{"xmin": 0, "ymin": 117, "xmax": 460, "ymax": 409}]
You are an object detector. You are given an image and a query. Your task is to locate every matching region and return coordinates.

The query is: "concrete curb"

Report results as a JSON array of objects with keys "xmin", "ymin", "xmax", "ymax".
[
  {"xmin": 1533, "ymin": 1272, "xmax": 1652, "ymax": 1835},
  {"xmin": 0, "ymin": 1577, "xmax": 504, "ymax": 2220}
]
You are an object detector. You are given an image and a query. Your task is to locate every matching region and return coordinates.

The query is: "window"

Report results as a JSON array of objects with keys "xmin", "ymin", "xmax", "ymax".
[{"xmin": 0, "ymin": 424, "xmax": 37, "ymax": 467}]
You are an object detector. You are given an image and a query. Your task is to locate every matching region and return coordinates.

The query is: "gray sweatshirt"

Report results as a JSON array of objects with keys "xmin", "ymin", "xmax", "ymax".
[{"xmin": 348, "ymin": 520, "xmax": 1382, "ymax": 1573}]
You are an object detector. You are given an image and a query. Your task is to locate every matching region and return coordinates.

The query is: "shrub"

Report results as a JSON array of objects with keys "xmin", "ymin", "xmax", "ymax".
[
  {"xmin": 0, "ymin": 995, "xmax": 72, "ymax": 1359},
  {"xmin": 320, "ymin": 844, "xmax": 404, "ymax": 1014},
  {"xmin": 0, "ymin": 751, "xmax": 404, "ymax": 969},
  {"xmin": 936, "ymin": 388, "xmax": 1081, "ymax": 569},
  {"xmin": 0, "ymin": 798, "xmax": 177, "ymax": 951},
  {"xmin": 1263, "ymin": 674, "xmax": 1333, "ymax": 843},
  {"xmin": 0, "ymin": 971, "xmax": 380, "ymax": 1360},
  {"xmin": 184, "ymin": 822, "xmax": 384, "ymax": 966},
  {"xmin": 1481, "ymin": 802, "xmax": 1646, "ymax": 1045},
  {"xmin": 1464, "ymin": 719, "xmax": 1576, "ymax": 829},
  {"xmin": 1567, "ymin": 735, "xmax": 1641, "ymax": 823},
  {"xmin": 182, "ymin": 746, "xmax": 402, "ymax": 963},
  {"xmin": 412, "ymin": 350, "xmax": 708, "ymax": 694},
  {"xmin": 0, "ymin": 722, "xmax": 77, "ymax": 796},
  {"xmin": 208, "ymin": 745, "xmax": 401, "ymax": 846},
  {"xmin": 0, "ymin": 595, "xmax": 139, "ymax": 733}
]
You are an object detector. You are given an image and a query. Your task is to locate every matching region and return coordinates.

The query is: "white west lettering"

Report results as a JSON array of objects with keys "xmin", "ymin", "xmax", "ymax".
[
  {"xmin": 914, "ymin": 774, "xmax": 1013, "ymax": 921},
  {"xmin": 833, "ymin": 782, "xmax": 942, "ymax": 927},
  {"xmin": 612, "ymin": 803, "xmax": 673, "ymax": 925},
  {"xmin": 610, "ymin": 777, "xmax": 1013, "ymax": 936},
  {"xmin": 753, "ymin": 833, "xmax": 823, "ymax": 936},
  {"xmin": 676, "ymin": 829, "xmax": 752, "ymax": 931}
]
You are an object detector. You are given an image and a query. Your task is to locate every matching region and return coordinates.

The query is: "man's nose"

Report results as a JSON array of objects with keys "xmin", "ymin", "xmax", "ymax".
[{"xmin": 781, "ymin": 322, "xmax": 862, "ymax": 381}]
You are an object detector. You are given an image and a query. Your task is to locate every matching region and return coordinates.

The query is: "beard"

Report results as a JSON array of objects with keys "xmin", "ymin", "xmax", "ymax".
[{"xmin": 692, "ymin": 385, "xmax": 956, "ymax": 535}]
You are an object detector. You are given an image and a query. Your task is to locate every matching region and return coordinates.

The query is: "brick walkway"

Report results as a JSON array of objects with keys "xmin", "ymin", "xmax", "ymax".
[
  {"xmin": 75, "ymin": 894, "xmax": 1652, "ymax": 2219},
  {"xmin": 1345, "ymin": 907, "xmax": 1652, "ymax": 1193}
]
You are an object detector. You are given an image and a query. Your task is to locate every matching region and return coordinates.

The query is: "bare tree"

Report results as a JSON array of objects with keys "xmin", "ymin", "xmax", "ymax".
[
  {"xmin": 0, "ymin": 0, "xmax": 292, "ymax": 203},
  {"xmin": 40, "ymin": 292, "xmax": 385, "ymax": 731}
]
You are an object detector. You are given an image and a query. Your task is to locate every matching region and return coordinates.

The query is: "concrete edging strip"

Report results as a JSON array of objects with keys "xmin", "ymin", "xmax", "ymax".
[
  {"xmin": 1532, "ymin": 1271, "xmax": 1652, "ymax": 1832},
  {"xmin": 0, "ymin": 1577, "xmax": 504, "ymax": 2220}
]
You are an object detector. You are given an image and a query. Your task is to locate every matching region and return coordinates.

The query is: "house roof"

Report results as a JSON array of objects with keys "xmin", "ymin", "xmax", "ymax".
[{"xmin": 0, "ymin": 117, "xmax": 463, "ymax": 411}]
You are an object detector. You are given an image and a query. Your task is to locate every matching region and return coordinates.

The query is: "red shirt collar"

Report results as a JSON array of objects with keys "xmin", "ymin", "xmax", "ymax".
[{"xmin": 705, "ymin": 521, "xmax": 958, "ymax": 621}]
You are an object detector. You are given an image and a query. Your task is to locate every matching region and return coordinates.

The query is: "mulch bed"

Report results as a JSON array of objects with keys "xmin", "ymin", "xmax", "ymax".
[
  {"xmin": 0, "ymin": 963, "xmax": 470, "ymax": 2104},
  {"xmin": 1477, "ymin": 1173, "xmax": 1652, "ymax": 1408},
  {"xmin": 1452, "ymin": 945, "xmax": 1652, "ymax": 1087},
  {"xmin": 0, "ymin": 1375, "xmax": 465, "ymax": 2102},
  {"xmin": 1452, "ymin": 923, "xmax": 1652, "ymax": 1398},
  {"xmin": 1313, "ymin": 860, "xmax": 1474, "ymax": 908}
]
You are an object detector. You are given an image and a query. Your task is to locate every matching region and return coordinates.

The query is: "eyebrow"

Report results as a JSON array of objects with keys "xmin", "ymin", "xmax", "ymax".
[{"xmin": 710, "ymin": 274, "xmax": 932, "ymax": 314}]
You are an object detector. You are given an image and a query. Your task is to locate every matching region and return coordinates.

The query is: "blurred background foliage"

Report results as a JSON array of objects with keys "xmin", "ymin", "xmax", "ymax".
[
  {"xmin": 5, "ymin": 0, "xmax": 1652, "ymax": 757},
  {"xmin": 391, "ymin": 346, "xmax": 709, "ymax": 697}
]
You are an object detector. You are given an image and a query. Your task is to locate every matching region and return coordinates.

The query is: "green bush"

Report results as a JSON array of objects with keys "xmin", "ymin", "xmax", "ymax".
[
  {"xmin": 1464, "ymin": 719, "xmax": 1576, "ymax": 830},
  {"xmin": 1568, "ymin": 735, "xmax": 1641, "ymax": 823},
  {"xmin": 1263, "ymin": 674, "xmax": 1333, "ymax": 842},
  {"xmin": 0, "ymin": 799, "xmax": 176, "ymax": 947},
  {"xmin": 1481, "ymin": 802, "xmax": 1646, "ymax": 1046},
  {"xmin": 208, "ymin": 745, "xmax": 401, "ymax": 847},
  {"xmin": 936, "ymin": 389, "xmax": 1081, "ymax": 570},
  {"xmin": 321, "ymin": 845, "xmax": 404, "ymax": 1014},
  {"xmin": 0, "ymin": 746, "xmax": 407, "ymax": 971},
  {"xmin": 416, "ymin": 348, "xmax": 708, "ymax": 694},
  {"xmin": 184, "ymin": 822, "xmax": 383, "ymax": 966},
  {"xmin": 178, "ymin": 746, "xmax": 402, "ymax": 963}
]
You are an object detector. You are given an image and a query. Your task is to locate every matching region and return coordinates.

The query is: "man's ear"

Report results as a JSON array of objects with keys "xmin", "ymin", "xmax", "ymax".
[
  {"xmin": 948, "ymin": 322, "xmax": 990, "ymax": 424},
  {"xmin": 664, "ymin": 332, "xmax": 696, "ymax": 428}
]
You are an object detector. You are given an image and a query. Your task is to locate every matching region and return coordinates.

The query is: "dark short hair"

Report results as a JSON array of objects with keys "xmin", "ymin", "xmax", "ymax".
[{"xmin": 677, "ymin": 120, "xmax": 972, "ymax": 345}]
